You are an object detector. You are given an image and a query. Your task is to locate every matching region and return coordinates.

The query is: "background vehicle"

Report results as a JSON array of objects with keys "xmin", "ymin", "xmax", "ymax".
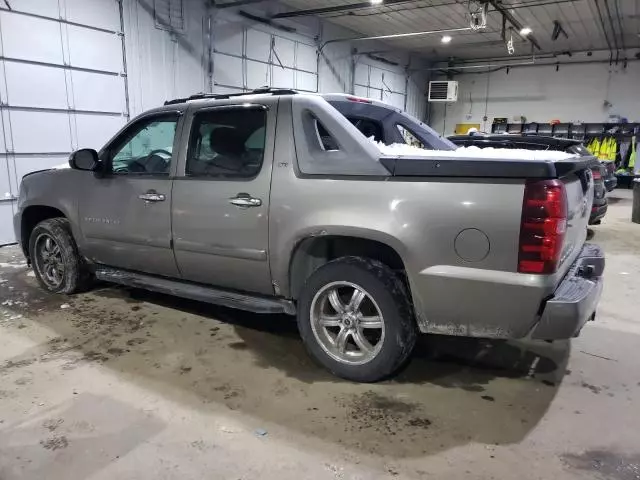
[
  {"xmin": 601, "ymin": 160, "xmax": 617, "ymax": 192},
  {"xmin": 14, "ymin": 90, "xmax": 604, "ymax": 382},
  {"xmin": 449, "ymin": 134, "xmax": 609, "ymax": 225}
]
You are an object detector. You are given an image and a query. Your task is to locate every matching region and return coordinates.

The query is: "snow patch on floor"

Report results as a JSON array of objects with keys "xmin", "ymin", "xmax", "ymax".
[
  {"xmin": 0, "ymin": 262, "xmax": 27, "ymax": 269},
  {"xmin": 372, "ymin": 140, "xmax": 578, "ymax": 161}
]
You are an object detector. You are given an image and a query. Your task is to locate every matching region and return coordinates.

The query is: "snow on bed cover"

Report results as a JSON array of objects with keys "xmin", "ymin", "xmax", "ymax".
[{"xmin": 374, "ymin": 141, "xmax": 578, "ymax": 161}]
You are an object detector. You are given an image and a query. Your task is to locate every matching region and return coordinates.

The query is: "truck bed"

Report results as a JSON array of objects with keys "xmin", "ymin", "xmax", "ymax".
[{"xmin": 379, "ymin": 155, "xmax": 600, "ymax": 179}]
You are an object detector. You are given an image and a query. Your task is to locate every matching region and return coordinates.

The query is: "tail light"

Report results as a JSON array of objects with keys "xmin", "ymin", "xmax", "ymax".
[
  {"xmin": 346, "ymin": 96, "xmax": 372, "ymax": 104},
  {"xmin": 591, "ymin": 167, "xmax": 602, "ymax": 180},
  {"xmin": 518, "ymin": 179, "xmax": 568, "ymax": 274}
]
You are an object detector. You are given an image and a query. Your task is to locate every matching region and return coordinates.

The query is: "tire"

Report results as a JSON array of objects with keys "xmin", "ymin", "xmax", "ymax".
[
  {"xmin": 29, "ymin": 217, "xmax": 92, "ymax": 294},
  {"xmin": 297, "ymin": 256, "xmax": 417, "ymax": 382}
]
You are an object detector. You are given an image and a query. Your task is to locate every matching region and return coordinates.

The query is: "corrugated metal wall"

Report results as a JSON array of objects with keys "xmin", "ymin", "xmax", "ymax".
[
  {"xmin": 0, "ymin": 0, "xmax": 129, "ymax": 244},
  {"xmin": 124, "ymin": 1, "xmax": 429, "ymax": 118},
  {"xmin": 0, "ymin": 0, "xmax": 429, "ymax": 244}
]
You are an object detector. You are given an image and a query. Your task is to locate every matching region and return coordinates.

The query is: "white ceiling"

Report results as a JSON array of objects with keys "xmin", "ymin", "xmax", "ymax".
[{"xmin": 277, "ymin": 0, "xmax": 640, "ymax": 61}]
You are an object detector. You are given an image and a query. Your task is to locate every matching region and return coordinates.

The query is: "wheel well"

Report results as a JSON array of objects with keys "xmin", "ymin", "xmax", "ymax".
[
  {"xmin": 289, "ymin": 235, "xmax": 406, "ymax": 299},
  {"xmin": 21, "ymin": 206, "xmax": 66, "ymax": 258}
]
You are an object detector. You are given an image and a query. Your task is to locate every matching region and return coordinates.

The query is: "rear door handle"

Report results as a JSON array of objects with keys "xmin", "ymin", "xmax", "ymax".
[
  {"xmin": 229, "ymin": 193, "xmax": 262, "ymax": 208},
  {"xmin": 139, "ymin": 191, "xmax": 166, "ymax": 202}
]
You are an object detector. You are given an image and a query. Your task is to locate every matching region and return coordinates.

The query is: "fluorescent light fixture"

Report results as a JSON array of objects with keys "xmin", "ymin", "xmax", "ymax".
[
  {"xmin": 520, "ymin": 27, "xmax": 532, "ymax": 35},
  {"xmin": 441, "ymin": 35, "xmax": 452, "ymax": 44},
  {"xmin": 370, "ymin": 0, "xmax": 383, "ymax": 4}
]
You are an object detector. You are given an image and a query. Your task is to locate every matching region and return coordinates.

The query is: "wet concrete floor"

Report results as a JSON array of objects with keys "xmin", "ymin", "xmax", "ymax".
[{"xmin": 1, "ymin": 189, "xmax": 639, "ymax": 479}]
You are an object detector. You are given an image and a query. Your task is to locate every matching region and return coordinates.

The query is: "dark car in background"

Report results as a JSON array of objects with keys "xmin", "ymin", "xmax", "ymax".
[
  {"xmin": 601, "ymin": 160, "xmax": 617, "ymax": 192},
  {"xmin": 448, "ymin": 134, "xmax": 608, "ymax": 225}
]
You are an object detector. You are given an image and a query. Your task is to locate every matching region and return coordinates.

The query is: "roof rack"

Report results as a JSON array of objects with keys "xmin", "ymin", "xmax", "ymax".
[{"xmin": 164, "ymin": 87, "xmax": 298, "ymax": 105}]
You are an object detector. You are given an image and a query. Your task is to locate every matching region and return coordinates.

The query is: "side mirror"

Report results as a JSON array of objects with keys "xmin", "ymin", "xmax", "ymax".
[{"xmin": 69, "ymin": 149, "xmax": 100, "ymax": 171}]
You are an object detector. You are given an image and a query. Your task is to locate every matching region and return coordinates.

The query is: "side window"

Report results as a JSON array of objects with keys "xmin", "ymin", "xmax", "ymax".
[
  {"xmin": 347, "ymin": 117, "xmax": 384, "ymax": 143},
  {"xmin": 110, "ymin": 115, "xmax": 178, "ymax": 174},
  {"xmin": 396, "ymin": 124, "xmax": 425, "ymax": 149},
  {"xmin": 315, "ymin": 119, "xmax": 340, "ymax": 151},
  {"xmin": 186, "ymin": 108, "xmax": 266, "ymax": 178}
]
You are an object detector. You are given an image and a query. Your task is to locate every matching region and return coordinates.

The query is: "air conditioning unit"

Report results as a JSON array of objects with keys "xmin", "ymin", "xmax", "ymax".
[{"xmin": 428, "ymin": 81, "xmax": 458, "ymax": 102}]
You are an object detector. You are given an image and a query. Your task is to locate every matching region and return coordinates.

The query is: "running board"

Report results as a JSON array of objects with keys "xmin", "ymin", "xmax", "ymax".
[{"xmin": 95, "ymin": 267, "xmax": 296, "ymax": 315}]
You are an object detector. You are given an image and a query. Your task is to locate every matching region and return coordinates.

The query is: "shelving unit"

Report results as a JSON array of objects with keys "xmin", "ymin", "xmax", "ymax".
[{"xmin": 491, "ymin": 122, "xmax": 640, "ymax": 140}]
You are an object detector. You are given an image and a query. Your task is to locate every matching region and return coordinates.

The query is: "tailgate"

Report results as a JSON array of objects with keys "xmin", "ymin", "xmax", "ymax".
[{"xmin": 556, "ymin": 158, "xmax": 596, "ymax": 277}]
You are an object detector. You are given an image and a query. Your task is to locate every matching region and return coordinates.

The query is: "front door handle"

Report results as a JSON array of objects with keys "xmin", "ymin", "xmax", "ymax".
[
  {"xmin": 229, "ymin": 193, "xmax": 262, "ymax": 208},
  {"xmin": 139, "ymin": 191, "xmax": 166, "ymax": 202}
]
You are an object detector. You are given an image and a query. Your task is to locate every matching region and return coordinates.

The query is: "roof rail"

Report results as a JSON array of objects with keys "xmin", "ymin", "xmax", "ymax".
[{"xmin": 164, "ymin": 87, "xmax": 298, "ymax": 105}]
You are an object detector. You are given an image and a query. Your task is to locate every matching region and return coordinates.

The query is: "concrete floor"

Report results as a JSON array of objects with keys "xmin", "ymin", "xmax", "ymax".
[{"xmin": 1, "ymin": 190, "xmax": 639, "ymax": 480}]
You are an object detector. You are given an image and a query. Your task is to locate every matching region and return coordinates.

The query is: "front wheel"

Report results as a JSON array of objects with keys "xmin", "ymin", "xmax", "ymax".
[
  {"xmin": 29, "ymin": 218, "xmax": 92, "ymax": 294},
  {"xmin": 297, "ymin": 256, "xmax": 417, "ymax": 382}
]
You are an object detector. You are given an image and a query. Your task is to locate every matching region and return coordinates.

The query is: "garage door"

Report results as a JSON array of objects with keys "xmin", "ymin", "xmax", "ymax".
[
  {"xmin": 0, "ymin": 1, "xmax": 128, "ymax": 245},
  {"xmin": 354, "ymin": 62, "xmax": 407, "ymax": 111},
  {"xmin": 212, "ymin": 19, "xmax": 318, "ymax": 95}
]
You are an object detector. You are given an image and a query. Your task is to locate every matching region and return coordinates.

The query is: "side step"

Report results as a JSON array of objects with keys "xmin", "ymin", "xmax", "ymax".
[{"xmin": 95, "ymin": 266, "xmax": 296, "ymax": 315}]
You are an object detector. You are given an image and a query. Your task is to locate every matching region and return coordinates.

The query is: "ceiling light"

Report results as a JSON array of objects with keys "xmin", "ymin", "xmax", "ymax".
[
  {"xmin": 441, "ymin": 35, "xmax": 452, "ymax": 44},
  {"xmin": 370, "ymin": 0, "xmax": 383, "ymax": 4},
  {"xmin": 520, "ymin": 27, "xmax": 532, "ymax": 36}
]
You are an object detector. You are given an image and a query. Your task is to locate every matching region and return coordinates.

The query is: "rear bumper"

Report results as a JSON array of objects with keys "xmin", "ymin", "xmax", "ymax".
[
  {"xmin": 530, "ymin": 244, "xmax": 604, "ymax": 340},
  {"xmin": 411, "ymin": 243, "xmax": 603, "ymax": 340}
]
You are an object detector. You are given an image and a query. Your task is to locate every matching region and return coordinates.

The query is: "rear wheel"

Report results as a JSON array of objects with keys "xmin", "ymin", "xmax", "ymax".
[
  {"xmin": 29, "ymin": 218, "xmax": 92, "ymax": 294},
  {"xmin": 297, "ymin": 256, "xmax": 417, "ymax": 382}
]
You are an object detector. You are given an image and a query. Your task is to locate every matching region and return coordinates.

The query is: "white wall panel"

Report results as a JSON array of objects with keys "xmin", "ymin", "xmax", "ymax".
[
  {"xmin": 67, "ymin": 26, "xmax": 123, "ymax": 72},
  {"xmin": 213, "ymin": 53, "xmax": 243, "ymax": 88},
  {"xmin": 9, "ymin": 111, "xmax": 72, "ymax": 153},
  {"xmin": 9, "ymin": 0, "xmax": 59, "ymax": 18},
  {"xmin": 0, "ymin": 120, "xmax": 5, "ymax": 153},
  {"xmin": 245, "ymin": 29, "xmax": 271, "ymax": 62},
  {"xmin": 0, "ymin": 12, "xmax": 63, "ymax": 64},
  {"xmin": 369, "ymin": 87, "xmax": 382, "ymax": 101},
  {"xmin": 272, "ymin": 67, "xmax": 294, "ymax": 89},
  {"xmin": 213, "ymin": 85, "xmax": 244, "ymax": 95},
  {"xmin": 354, "ymin": 85, "xmax": 368, "ymax": 98},
  {"xmin": 274, "ymin": 36, "xmax": 295, "ymax": 68},
  {"xmin": 296, "ymin": 43, "xmax": 317, "ymax": 72},
  {"xmin": 0, "ymin": 203, "xmax": 15, "ymax": 244},
  {"xmin": 354, "ymin": 63, "xmax": 369, "ymax": 86},
  {"xmin": 3, "ymin": 63, "xmax": 68, "ymax": 109},
  {"xmin": 296, "ymin": 70, "xmax": 317, "ymax": 92},
  {"xmin": 124, "ymin": 0, "xmax": 207, "ymax": 113},
  {"xmin": 13, "ymin": 156, "xmax": 68, "ymax": 184},
  {"xmin": 215, "ymin": 22, "xmax": 243, "ymax": 56},
  {"xmin": 246, "ymin": 61, "xmax": 269, "ymax": 90},
  {"xmin": 73, "ymin": 114, "xmax": 125, "ymax": 150},
  {"xmin": 384, "ymin": 72, "xmax": 405, "ymax": 93},
  {"xmin": 0, "ymin": 157, "xmax": 11, "ymax": 198},
  {"xmin": 369, "ymin": 68, "xmax": 384, "ymax": 90},
  {"xmin": 70, "ymin": 72, "xmax": 125, "ymax": 112},
  {"xmin": 64, "ymin": 0, "xmax": 121, "ymax": 31},
  {"xmin": 0, "ymin": 112, "xmax": 11, "ymax": 152},
  {"xmin": 386, "ymin": 92, "xmax": 406, "ymax": 110}
]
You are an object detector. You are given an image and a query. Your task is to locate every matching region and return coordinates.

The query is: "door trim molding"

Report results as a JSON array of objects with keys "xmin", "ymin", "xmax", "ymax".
[{"xmin": 174, "ymin": 240, "xmax": 267, "ymax": 261}]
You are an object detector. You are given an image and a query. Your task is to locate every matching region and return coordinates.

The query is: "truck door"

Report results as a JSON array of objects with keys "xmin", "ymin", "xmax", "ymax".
[
  {"xmin": 78, "ymin": 111, "xmax": 182, "ymax": 277},
  {"xmin": 171, "ymin": 103, "xmax": 275, "ymax": 295}
]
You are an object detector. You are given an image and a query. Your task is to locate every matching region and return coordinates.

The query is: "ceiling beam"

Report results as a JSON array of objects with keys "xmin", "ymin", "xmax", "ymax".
[
  {"xmin": 272, "ymin": 0, "xmax": 420, "ymax": 19},
  {"xmin": 212, "ymin": 0, "xmax": 269, "ymax": 7},
  {"xmin": 488, "ymin": 0, "xmax": 542, "ymax": 51}
]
